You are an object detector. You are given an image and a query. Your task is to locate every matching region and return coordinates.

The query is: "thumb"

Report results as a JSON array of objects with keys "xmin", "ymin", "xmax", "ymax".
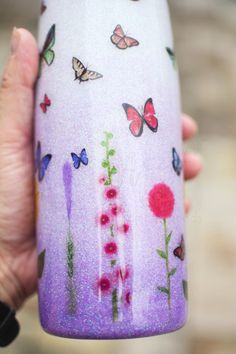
[{"xmin": 0, "ymin": 28, "xmax": 39, "ymax": 148}]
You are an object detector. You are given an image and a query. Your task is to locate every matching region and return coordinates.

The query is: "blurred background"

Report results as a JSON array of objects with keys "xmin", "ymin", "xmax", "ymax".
[{"xmin": 1, "ymin": 0, "xmax": 236, "ymax": 353}]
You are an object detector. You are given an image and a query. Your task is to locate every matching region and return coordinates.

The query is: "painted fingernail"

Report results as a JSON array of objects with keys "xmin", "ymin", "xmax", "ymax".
[{"xmin": 11, "ymin": 27, "xmax": 21, "ymax": 54}]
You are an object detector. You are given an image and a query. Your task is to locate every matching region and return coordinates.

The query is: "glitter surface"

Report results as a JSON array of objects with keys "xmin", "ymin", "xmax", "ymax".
[{"xmin": 35, "ymin": 0, "xmax": 187, "ymax": 339}]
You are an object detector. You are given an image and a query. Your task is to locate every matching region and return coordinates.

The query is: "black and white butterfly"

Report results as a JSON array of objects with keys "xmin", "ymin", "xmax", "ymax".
[
  {"xmin": 172, "ymin": 147, "xmax": 182, "ymax": 176},
  {"xmin": 71, "ymin": 148, "xmax": 89, "ymax": 169},
  {"xmin": 72, "ymin": 57, "xmax": 103, "ymax": 83}
]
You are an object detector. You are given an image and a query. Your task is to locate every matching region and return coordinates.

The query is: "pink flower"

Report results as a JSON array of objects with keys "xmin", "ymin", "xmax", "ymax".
[
  {"xmin": 99, "ymin": 175, "xmax": 107, "ymax": 184},
  {"xmin": 110, "ymin": 204, "xmax": 122, "ymax": 217},
  {"xmin": 124, "ymin": 291, "xmax": 132, "ymax": 306},
  {"xmin": 98, "ymin": 213, "xmax": 110, "ymax": 227},
  {"xmin": 118, "ymin": 223, "xmax": 130, "ymax": 234},
  {"xmin": 97, "ymin": 275, "xmax": 112, "ymax": 294},
  {"xmin": 104, "ymin": 242, "xmax": 118, "ymax": 255},
  {"xmin": 115, "ymin": 266, "xmax": 130, "ymax": 283},
  {"xmin": 148, "ymin": 183, "xmax": 175, "ymax": 219},
  {"xmin": 104, "ymin": 186, "xmax": 118, "ymax": 200}
]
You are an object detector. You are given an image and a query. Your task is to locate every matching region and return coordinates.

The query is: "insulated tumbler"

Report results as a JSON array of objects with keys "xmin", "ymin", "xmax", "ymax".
[{"xmin": 35, "ymin": 0, "xmax": 187, "ymax": 339}]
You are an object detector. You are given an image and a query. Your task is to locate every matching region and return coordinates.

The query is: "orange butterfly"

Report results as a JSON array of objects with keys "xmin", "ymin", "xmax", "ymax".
[{"xmin": 111, "ymin": 25, "xmax": 139, "ymax": 50}]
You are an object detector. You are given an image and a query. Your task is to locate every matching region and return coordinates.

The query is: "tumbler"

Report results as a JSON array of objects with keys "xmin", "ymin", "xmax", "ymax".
[{"xmin": 35, "ymin": 0, "xmax": 187, "ymax": 339}]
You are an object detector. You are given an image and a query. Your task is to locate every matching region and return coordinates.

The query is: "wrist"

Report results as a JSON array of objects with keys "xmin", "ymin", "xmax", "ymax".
[{"xmin": 0, "ymin": 256, "xmax": 25, "ymax": 310}]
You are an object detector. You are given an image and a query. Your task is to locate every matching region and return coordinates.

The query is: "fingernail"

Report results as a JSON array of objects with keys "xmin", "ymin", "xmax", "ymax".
[{"xmin": 11, "ymin": 27, "xmax": 21, "ymax": 54}]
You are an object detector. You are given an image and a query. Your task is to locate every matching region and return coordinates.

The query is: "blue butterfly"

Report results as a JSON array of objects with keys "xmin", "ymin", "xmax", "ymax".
[
  {"xmin": 71, "ymin": 148, "xmax": 88, "ymax": 169},
  {"xmin": 172, "ymin": 147, "xmax": 182, "ymax": 176},
  {"xmin": 35, "ymin": 141, "xmax": 52, "ymax": 182}
]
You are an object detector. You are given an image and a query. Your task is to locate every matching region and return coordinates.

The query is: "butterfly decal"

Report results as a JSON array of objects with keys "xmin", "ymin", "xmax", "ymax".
[
  {"xmin": 111, "ymin": 25, "xmax": 139, "ymax": 50},
  {"xmin": 72, "ymin": 57, "xmax": 103, "ymax": 83},
  {"xmin": 35, "ymin": 141, "xmax": 52, "ymax": 182},
  {"xmin": 122, "ymin": 98, "xmax": 158, "ymax": 137},
  {"xmin": 40, "ymin": 94, "xmax": 51, "ymax": 113},
  {"xmin": 173, "ymin": 235, "xmax": 185, "ymax": 261},
  {"xmin": 41, "ymin": 2, "xmax": 47, "ymax": 14},
  {"xmin": 166, "ymin": 47, "xmax": 176, "ymax": 69},
  {"xmin": 172, "ymin": 148, "xmax": 182, "ymax": 176},
  {"xmin": 71, "ymin": 148, "xmax": 89, "ymax": 169},
  {"xmin": 40, "ymin": 24, "xmax": 56, "ymax": 67}
]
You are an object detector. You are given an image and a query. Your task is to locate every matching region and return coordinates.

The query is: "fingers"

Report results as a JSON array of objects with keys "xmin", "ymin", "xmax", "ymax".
[
  {"xmin": 182, "ymin": 113, "xmax": 198, "ymax": 141},
  {"xmin": 184, "ymin": 152, "xmax": 203, "ymax": 180},
  {"xmin": 0, "ymin": 28, "xmax": 38, "ymax": 148}
]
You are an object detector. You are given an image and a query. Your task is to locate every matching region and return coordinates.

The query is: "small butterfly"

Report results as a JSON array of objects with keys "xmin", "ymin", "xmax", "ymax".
[
  {"xmin": 40, "ymin": 24, "xmax": 56, "ymax": 66},
  {"xmin": 41, "ymin": 2, "xmax": 47, "ymax": 14},
  {"xmin": 71, "ymin": 149, "xmax": 89, "ymax": 169},
  {"xmin": 166, "ymin": 47, "xmax": 176, "ymax": 69},
  {"xmin": 35, "ymin": 141, "xmax": 52, "ymax": 182},
  {"xmin": 122, "ymin": 98, "xmax": 158, "ymax": 137},
  {"xmin": 173, "ymin": 235, "xmax": 185, "ymax": 261},
  {"xmin": 111, "ymin": 25, "xmax": 139, "ymax": 50},
  {"xmin": 172, "ymin": 148, "xmax": 182, "ymax": 176},
  {"xmin": 72, "ymin": 57, "xmax": 103, "ymax": 83},
  {"xmin": 40, "ymin": 94, "xmax": 51, "ymax": 113}
]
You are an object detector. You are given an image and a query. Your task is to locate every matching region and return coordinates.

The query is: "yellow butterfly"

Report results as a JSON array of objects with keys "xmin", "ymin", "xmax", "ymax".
[{"xmin": 72, "ymin": 57, "xmax": 103, "ymax": 83}]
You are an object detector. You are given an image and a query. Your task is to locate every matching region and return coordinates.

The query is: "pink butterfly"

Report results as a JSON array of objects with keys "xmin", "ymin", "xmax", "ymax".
[{"xmin": 111, "ymin": 25, "xmax": 139, "ymax": 50}]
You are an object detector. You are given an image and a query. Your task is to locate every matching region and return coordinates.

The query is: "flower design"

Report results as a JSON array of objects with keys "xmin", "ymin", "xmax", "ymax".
[
  {"xmin": 115, "ymin": 266, "xmax": 130, "ymax": 283},
  {"xmin": 104, "ymin": 186, "xmax": 118, "ymax": 200},
  {"xmin": 104, "ymin": 242, "xmax": 118, "ymax": 255},
  {"xmin": 97, "ymin": 275, "xmax": 112, "ymax": 295},
  {"xmin": 148, "ymin": 183, "xmax": 176, "ymax": 310},
  {"xmin": 118, "ymin": 223, "xmax": 130, "ymax": 234},
  {"xmin": 98, "ymin": 213, "xmax": 110, "ymax": 227},
  {"xmin": 96, "ymin": 132, "xmax": 132, "ymax": 321},
  {"xmin": 124, "ymin": 291, "xmax": 131, "ymax": 306},
  {"xmin": 110, "ymin": 204, "xmax": 122, "ymax": 217},
  {"xmin": 148, "ymin": 183, "xmax": 174, "ymax": 219}
]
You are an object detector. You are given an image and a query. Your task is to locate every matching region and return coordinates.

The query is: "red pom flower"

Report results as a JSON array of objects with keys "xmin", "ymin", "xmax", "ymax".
[
  {"xmin": 104, "ymin": 242, "xmax": 118, "ymax": 255},
  {"xmin": 98, "ymin": 213, "xmax": 110, "ymax": 227},
  {"xmin": 104, "ymin": 186, "xmax": 118, "ymax": 200},
  {"xmin": 148, "ymin": 183, "xmax": 174, "ymax": 219}
]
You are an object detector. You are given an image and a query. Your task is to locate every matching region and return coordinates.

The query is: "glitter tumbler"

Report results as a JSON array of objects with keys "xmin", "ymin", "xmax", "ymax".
[{"xmin": 35, "ymin": 0, "xmax": 187, "ymax": 339}]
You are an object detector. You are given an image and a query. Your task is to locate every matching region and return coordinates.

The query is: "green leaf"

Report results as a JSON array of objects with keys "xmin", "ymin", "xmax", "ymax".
[
  {"xmin": 156, "ymin": 249, "xmax": 167, "ymax": 259},
  {"xmin": 101, "ymin": 141, "xmax": 107, "ymax": 147},
  {"xmin": 110, "ymin": 166, "xmax": 117, "ymax": 175},
  {"xmin": 105, "ymin": 132, "xmax": 113, "ymax": 140},
  {"xmin": 104, "ymin": 180, "xmax": 111, "ymax": 186},
  {"xmin": 168, "ymin": 267, "xmax": 177, "ymax": 277},
  {"xmin": 166, "ymin": 232, "xmax": 172, "ymax": 245},
  {"xmin": 111, "ymin": 260, "xmax": 116, "ymax": 267},
  {"xmin": 108, "ymin": 149, "xmax": 116, "ymax": 156},
  {"xmin": 157, "ymin": 286, "xmax": 169, "ymax": 295},
  {"xmin": 102, "ymin": 160, "xmax": 109, "ymax": 168},
  {"xmin": 182, "ymin": 280, "xmax": 188, "ymax": 300},
  {"xmin": 43, "ymin": 49, "xmax": 55, "ymax": 66},
  {"xmin": 38, "ymin": 249, "xmax": 46, "ymax": 279}
]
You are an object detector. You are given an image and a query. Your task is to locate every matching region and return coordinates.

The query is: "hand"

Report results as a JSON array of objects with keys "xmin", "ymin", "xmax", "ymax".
[{"xmin": 0, "ymin": 28, "xmax": 202, "ymax": 310}]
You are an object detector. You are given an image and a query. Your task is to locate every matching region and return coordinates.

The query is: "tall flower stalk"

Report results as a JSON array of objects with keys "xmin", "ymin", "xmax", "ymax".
[
  {"xmin": 96, "ymin": 132, "xmax": 131, "ymax": 321},
  {"xmin": 63, "ymin": 162, "xmax": 76, "ymax": 314},
  {"xmin": 149, "ymin": 183, "xmax": 176, "ymax": 309}
]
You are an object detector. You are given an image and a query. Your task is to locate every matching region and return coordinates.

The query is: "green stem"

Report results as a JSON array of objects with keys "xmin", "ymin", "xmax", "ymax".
[
  {"xmin": 110, "ymin": 224, "xmax": 115, "ymax": 237},
  {"xmin": 164, "ymin": 219, "xmax": 171, "ymax": 309},
  {"xmin": 105, "ymin": 135, "xmax": 112, "ymax": 185},
  {"xmin": 67, "ymin": 229, "xmax": 76, "ymax": 314},
  {"xmin": 112, "ymin": 288, "xmax": 118, "ymax": 322}
]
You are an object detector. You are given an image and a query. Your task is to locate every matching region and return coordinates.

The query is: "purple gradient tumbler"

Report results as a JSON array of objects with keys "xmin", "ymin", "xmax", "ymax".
[{"xmin": 35, "ymin": 0, "xmax": 187, "ymax": 339}]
